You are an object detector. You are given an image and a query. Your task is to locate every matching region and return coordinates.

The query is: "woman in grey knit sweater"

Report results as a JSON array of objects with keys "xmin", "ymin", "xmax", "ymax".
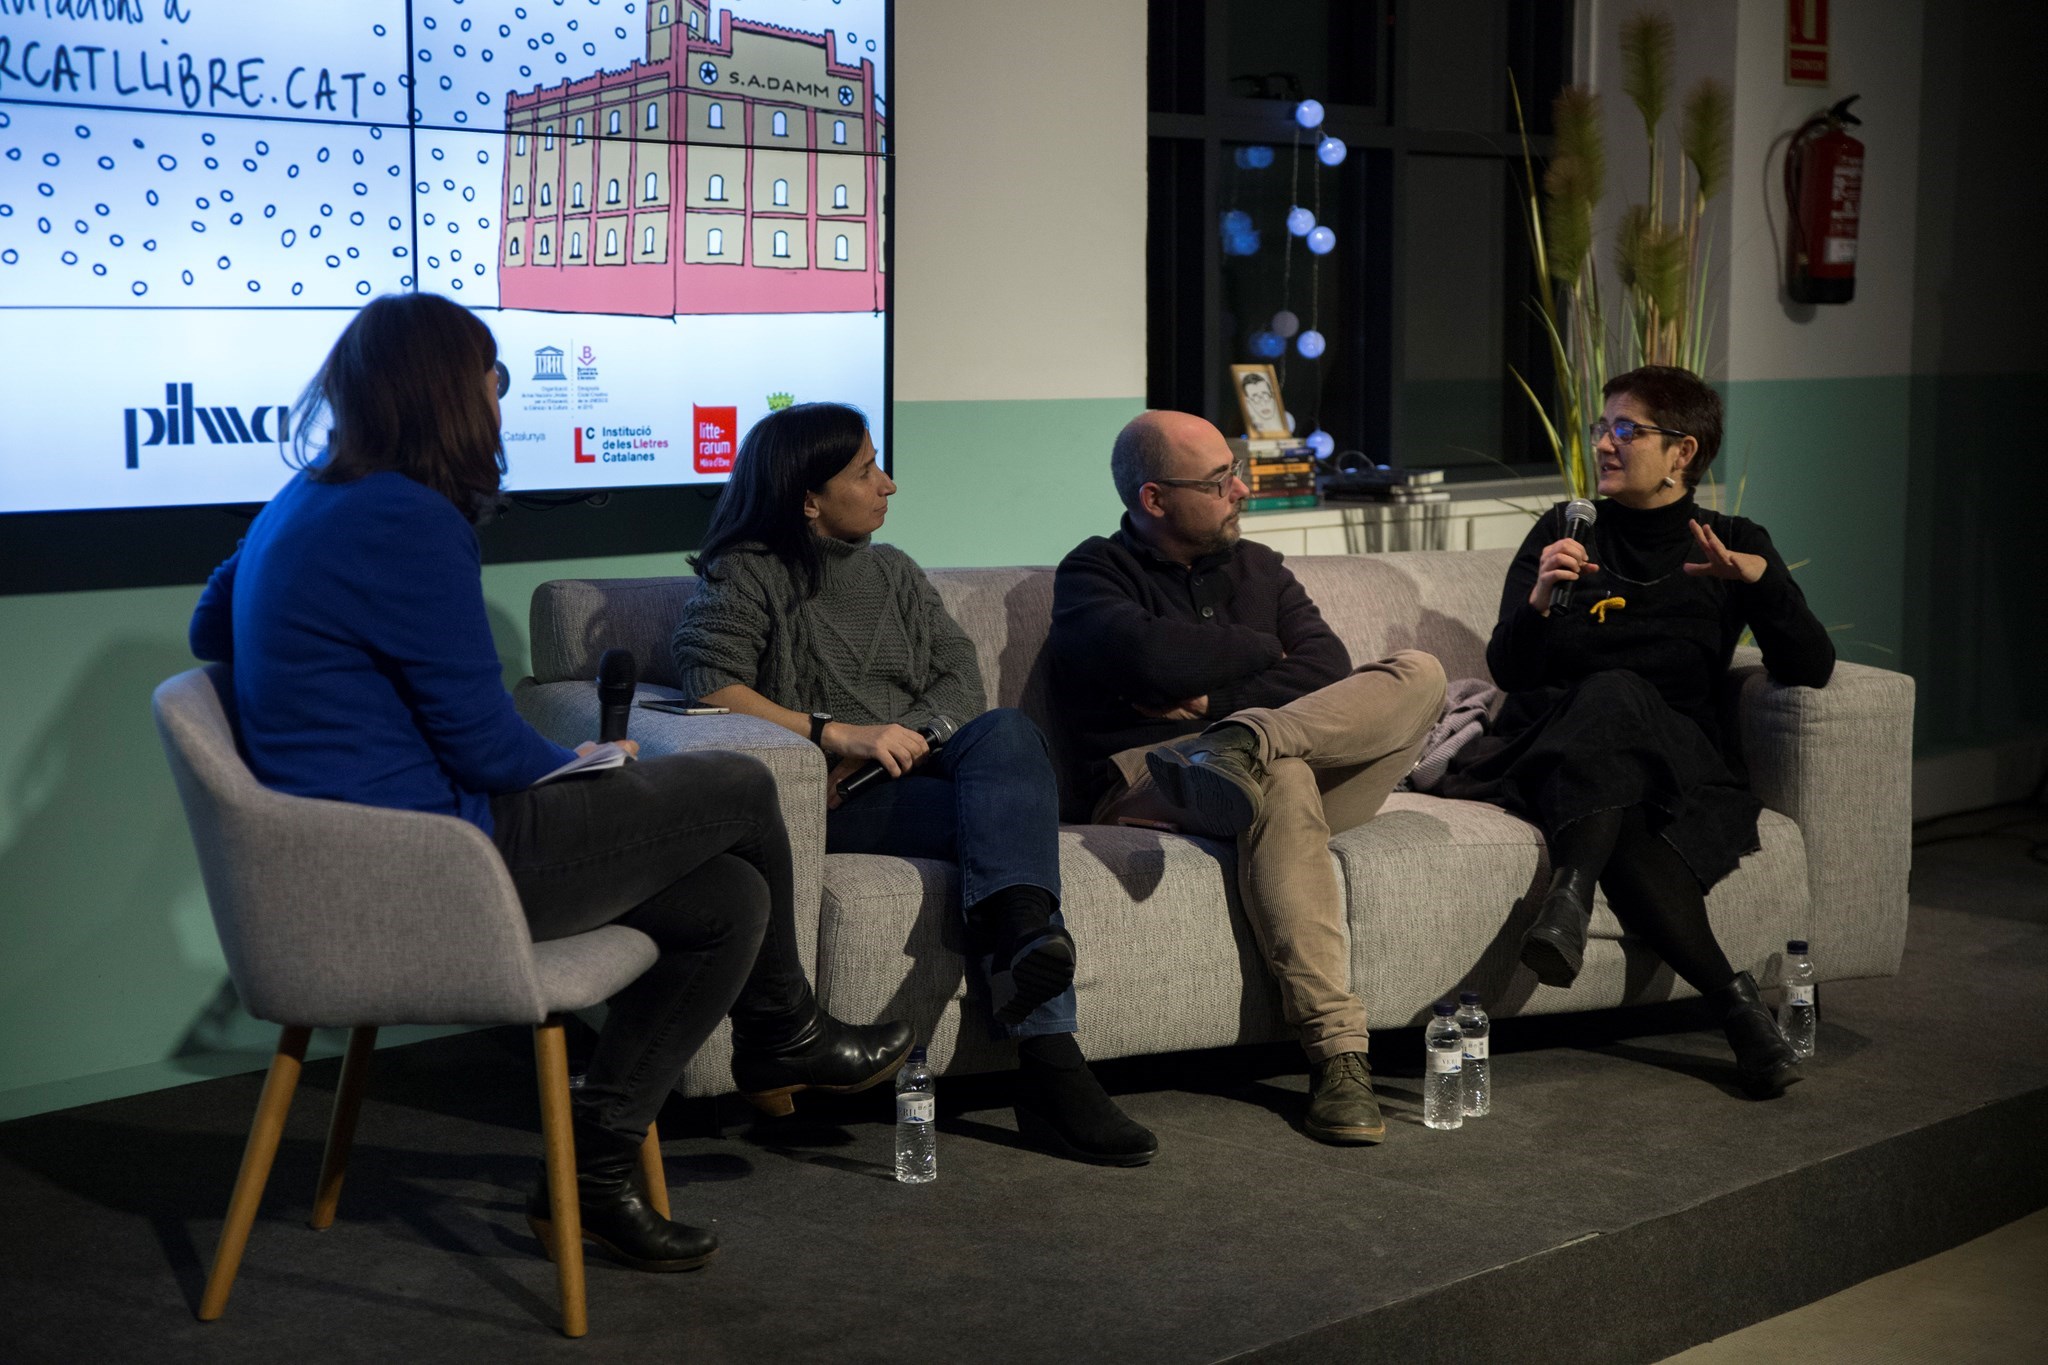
[{"xmin": 671, "ymin": 403, "xmax": 1155, "ymax": 1166}]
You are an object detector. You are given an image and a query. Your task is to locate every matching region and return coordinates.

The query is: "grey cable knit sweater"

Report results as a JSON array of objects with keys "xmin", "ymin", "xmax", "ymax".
[{"xmin": 669, "ymin": 534, "xmax": 987, "ymax": 732}]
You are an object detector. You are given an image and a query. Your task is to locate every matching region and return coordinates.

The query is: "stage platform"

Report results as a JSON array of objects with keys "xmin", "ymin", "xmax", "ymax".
[{"xmin": 1, "ymin": 830, "xmax": 2043, "ymax": 1364}]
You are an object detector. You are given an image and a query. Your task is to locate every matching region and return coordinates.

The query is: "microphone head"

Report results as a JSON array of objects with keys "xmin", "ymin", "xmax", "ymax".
[
  {"xmin": 923, "ymin": 714, "xmax": 959, "ymax": 745},
  {"xmin": 596, "ymin": 648, "xmax": 638, "ymax": 692},
  {"xmin": 1564, "ymin": 498, "xmax": 1598, "ymax": 528}
]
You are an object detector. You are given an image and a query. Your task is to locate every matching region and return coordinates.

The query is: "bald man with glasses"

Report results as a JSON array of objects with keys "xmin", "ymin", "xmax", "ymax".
[{"xmin": 1048, "ymin": 409, "xmax": 1445, "ymax": 1145}]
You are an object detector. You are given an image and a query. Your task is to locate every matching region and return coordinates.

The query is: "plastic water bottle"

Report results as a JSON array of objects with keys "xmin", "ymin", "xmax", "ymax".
[
  {"xmin": 1454, "ymin": 991, "xmax": 1491, "ymax": 1117},
  {"xmin": 894, "ymin": 1046, "xmax": 936, "ymax": 1184},
  {"xmin": 1424, "ymin": 1001, "xmax": 1465, "ymax": 1130},
  {"xmin": 1779, "ymin": 940, "xmax": 1817, "ymax": 1060}
]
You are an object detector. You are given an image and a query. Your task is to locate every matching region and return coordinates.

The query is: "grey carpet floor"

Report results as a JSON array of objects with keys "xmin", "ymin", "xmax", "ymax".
[{"xmin": 0, "ymin": 811, "xmax": 2042, "ymax": 1364}]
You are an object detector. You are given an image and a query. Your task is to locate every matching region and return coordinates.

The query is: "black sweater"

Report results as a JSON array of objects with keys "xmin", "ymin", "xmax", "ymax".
[
  {"xmin": 1488, "ymin": 496, "xmax": 1835, "ymax": 746},
  {"xmin": 1050, "ymin": 517, "xmax": 1352, "ymax": 794}
]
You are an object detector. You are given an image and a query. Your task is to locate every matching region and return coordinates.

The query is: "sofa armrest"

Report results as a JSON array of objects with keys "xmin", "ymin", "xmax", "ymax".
[
  {"xmin": 513, "ymin": 679, "xmax": 828, "ymax": 977},
  {"xmin": 1731, "ymin": 650, "xmax": 1915, "ymax": 981}
]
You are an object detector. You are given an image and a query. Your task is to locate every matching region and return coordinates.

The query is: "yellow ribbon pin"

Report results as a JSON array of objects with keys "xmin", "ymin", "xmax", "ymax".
[{"xmin": 1588, "ymin": 596, "xmax": 1626, "ymax": 624}]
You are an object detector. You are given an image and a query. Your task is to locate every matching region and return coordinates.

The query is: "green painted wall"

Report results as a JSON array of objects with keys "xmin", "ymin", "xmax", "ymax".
[
  {"xmin": 0, "ymin": 395, "xmax": 1139, "ymax": 1120},
  {"xmin": 1718, "ymin": 376, "xmax": 1912, "ymax": 670}
]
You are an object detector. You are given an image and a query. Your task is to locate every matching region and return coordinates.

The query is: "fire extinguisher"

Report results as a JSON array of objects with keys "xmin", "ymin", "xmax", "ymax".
[{"xmin": 1784, "ymin": 95, "xmax": 1864, "ymax": 305}]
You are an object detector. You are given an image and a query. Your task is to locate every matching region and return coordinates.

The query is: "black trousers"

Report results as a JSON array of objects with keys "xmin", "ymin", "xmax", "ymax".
[{"xmin": 490, "ymin": 751, "xmax": 808, "ymax": 1141}]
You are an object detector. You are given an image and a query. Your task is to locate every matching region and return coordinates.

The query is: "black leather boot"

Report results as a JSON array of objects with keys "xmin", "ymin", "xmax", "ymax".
[
  {"xmin": 730, "ymin": 987, "xmax": 915, "ymax": 1117},
  {"xmin": 1013, "ymin": 1046, "xmax": 1158, "ymax": 1167},
  {"xmin": 1144, "ymin": 722, "xmax": 1267, "ymax": 835},
  {"xmin": 1713, "ymin": 971, "xmax": 1804, "ymax": 1099},
  {"xmin": 526, "ymin": 1119, "xmax": 716, "ymax": 1272},
  {"xmin": 1520, "ymin": 867, "xmax": 1596, "ymax": 987}
]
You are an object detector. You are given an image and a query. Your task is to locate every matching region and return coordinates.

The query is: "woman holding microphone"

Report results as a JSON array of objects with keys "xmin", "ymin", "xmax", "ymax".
[
  {"xmin": 1444, "ymin": 366, "xmax": 1832, "ymax": 1099},
  {"xmin": 190, "ymin": 294, "xmax": 910, "ymax": 1272}
]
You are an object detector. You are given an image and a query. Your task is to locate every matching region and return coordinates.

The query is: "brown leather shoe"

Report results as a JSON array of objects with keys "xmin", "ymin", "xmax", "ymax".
[{"xmin": 1304, "ymin": 1051, "xmax": 1387, "ymax": 1145}]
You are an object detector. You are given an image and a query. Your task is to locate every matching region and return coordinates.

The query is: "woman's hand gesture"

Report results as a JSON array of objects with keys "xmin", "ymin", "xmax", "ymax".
[
  {"xmin": 1529, "ymin": 537, "xmax": 1599, "ymax": 615},
  {"xmin": 1683, "ymin": 519, "xmax": 1767, "ymax": 584}
]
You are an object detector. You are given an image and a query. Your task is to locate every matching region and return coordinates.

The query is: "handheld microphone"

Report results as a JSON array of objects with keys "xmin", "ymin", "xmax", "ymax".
[
  {"xmin": 837, "ymin": 715, "xmax": 958, "ymax": 800},
  {"xmin": 1553, "ymin": 498, "xmax": 1598, "ymax": 611},
  {"xmin": 596, "ymin": 649, "xmax": 638, "ymax": 743}
]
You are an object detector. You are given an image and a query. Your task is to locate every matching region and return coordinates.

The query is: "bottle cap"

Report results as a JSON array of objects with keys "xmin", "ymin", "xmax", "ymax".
[
  {"xmin": 1787, "ymin": 939, "xmax": 1809, "ymax": 954},
  {"xmin": 1433, "ymin": 1000, "xmax": 1455, "ymax": 1016},
  {"xmin": 908, "ymin": 1045, "xmax": 928, "ymax": 1063},
  {"xmin": 1458, "ymin": 990, "xmax": 1482, "ymax": 1005}
]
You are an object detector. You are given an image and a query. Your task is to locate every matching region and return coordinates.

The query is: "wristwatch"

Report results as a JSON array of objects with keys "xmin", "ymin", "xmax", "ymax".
[{"xmin": 809, "ymin": 711, "xmax": 832, "ymax": 748}]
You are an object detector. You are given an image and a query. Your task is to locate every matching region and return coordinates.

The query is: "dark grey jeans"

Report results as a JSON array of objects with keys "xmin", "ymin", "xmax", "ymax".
[{"xmin": 490, "ymin": 751, "xmax": 808, "ymax": 1141}]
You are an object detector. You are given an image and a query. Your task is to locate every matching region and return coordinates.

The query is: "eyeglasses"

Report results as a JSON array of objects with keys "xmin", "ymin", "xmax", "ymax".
[
  {"xmin": 1151, "ymin": 459, "xmax": 1247, "ymax": 500},
  {"xmin": 1591, "ymin": 417, "xmax": 1689, "ymax": 444}
]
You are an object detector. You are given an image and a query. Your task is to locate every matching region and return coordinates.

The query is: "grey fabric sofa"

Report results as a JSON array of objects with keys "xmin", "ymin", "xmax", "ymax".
[{"xmin": 513, "ymin": 550, "xmax": 1914, "ymax": 1097}]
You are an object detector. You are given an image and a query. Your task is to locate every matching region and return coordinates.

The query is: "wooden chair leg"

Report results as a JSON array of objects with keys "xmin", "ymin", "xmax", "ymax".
[
  {"xmin": 197, "ymin": 1025, "xmax": 311, "ymax": 1322},
  {"xmin": 534, "ymin": 1019, "xmax": 588, "ymax": 1339},
  {"xmin": 309, "ymin": 1025, "xmax": 377, "ymax": 1230},
  {"xmin": 638, "ymin": 1122, "xmax": 670, "ymax": 1220}
]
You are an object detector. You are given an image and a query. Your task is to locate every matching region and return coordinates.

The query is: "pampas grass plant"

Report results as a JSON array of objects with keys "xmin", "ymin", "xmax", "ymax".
[{"xmin": 1510, "ymin": 8, "xmax": 1732, "ymax": 496}]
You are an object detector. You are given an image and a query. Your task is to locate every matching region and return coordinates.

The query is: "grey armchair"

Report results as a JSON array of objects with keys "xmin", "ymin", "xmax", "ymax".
[{"xmin": 153, "ymin": 665, "xmax": 665, "ymax": 1338}]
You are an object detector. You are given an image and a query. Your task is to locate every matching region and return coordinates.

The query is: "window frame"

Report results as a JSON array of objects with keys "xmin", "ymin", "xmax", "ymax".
[{"xmin": 1145, "ymin": 0, "xmax": 1569, "ymax": 479}]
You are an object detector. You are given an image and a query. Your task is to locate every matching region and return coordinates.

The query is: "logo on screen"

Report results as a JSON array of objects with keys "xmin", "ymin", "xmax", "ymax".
[
  {"xmin": 123, "ymin": 384, "xmax": 291, "ymax": 470},
  {"xmin": 574, "ymin": 426, "xmax": 597, "ymax": 463},
  {"xmin": 694, "ymin": 406, "xmax": 737, "ymax": 473},
  {"xmin": 534, "ymin": 347, "xmax": 566, "ymax": 382}
]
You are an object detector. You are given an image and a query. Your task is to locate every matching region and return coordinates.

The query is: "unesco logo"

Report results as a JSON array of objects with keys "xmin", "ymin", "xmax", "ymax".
[{"xmin": 124, "ymin": 384, "xmax": 291, "ymax": 470}]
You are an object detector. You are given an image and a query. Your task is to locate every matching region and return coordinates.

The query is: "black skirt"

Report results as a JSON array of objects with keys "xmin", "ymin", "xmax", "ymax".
[{"xmin": 1437, "ymin": 669, "xmax": 1762, "ymax": 892}]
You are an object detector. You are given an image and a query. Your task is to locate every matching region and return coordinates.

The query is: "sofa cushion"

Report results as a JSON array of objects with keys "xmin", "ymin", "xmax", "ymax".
[
  {"xmin": 1337, "ymin": 793, "xmax": 1812, "ymax": 1027},
  {"xmin": 813, "ymin": 825, "xmax": 1291, "ymax": 1073}
]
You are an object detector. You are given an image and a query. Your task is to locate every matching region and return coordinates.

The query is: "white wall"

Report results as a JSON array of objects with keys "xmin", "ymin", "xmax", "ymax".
[
  {"xmin": 891, "ymin": 0, "xmax": 1148, "ymax": 403},
  {"xmin": 1726, "ymin": 0, "xmax": 1925, "ymax": 381}
]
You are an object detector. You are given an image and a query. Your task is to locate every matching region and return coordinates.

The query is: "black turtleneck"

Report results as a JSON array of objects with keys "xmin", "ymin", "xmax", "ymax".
[{"xmin": 1487, "ymin": 494, "xmax": 1835, "ymax": 744}]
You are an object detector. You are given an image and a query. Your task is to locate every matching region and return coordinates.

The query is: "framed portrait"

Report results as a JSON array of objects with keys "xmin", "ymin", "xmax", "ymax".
[{"xmin": 1230, "ymin": 363, "xmax": 1290, "ymax": 440}]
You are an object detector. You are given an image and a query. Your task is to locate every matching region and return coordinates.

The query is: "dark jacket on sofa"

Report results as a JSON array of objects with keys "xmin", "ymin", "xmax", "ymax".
[{"xmin": 1049, "ymin": 516, "xmax": 1351, "ymax": 802}]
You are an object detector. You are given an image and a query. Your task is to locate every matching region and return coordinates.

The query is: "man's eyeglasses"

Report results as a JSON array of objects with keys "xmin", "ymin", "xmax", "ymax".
[
  {"xmin": 1591, "ymin": 417, "xmax": 1689, "ymax": 444},
  {"xmin": 1152, "ymin": 460, "xmax": 1247, "ymax": 499}
]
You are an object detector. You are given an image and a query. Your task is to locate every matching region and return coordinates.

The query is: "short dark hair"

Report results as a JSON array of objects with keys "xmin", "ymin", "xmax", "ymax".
[
  {"xmin": 691, "ymin": 401, "xmax": 870, "ymax": 598},
  {"xmin": 1111, "ymin": 413, "xmax": 1175, "ymax": 513},
  {"xmin": 1603, "ymin": 365, "xmax": 1723, "ymax": 489},
  {"xmin": 292, "ymin": 293, "xmax": 505, "ymax": 518}
]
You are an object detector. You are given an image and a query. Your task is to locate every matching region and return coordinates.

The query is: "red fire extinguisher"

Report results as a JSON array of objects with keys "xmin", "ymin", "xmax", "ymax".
[{"xmin": 1784, "ymin": 95, "xmax": 1864, "ymax": 305}]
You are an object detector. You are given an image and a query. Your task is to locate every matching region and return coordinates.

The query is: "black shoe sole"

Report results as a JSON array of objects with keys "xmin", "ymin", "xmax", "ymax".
[
  {"xmin": 1146, "ymin": 751, "xmax": 1259, "ymax": 835},
  {"xmin": 1520, "ymin": 926, "xmax": 1584, "ymax": 988},
  {"xmin": 992, "ymin": 934, "xmax": 1077, "ymax": 1027},
  {"xmin": 1014, "ymin": 1103, "xmax": 1158, "ymax": 1167},
  {"xmin": 527, "ymin": 1215, "xmax": 718, "ymax": 1273}
]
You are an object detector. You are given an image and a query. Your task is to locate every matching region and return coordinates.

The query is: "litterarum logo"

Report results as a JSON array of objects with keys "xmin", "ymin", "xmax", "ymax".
[
  {"xmin": 694, "ymin": 405, "xmax": 737, "ymax": 473},
  {"xmin": 124, "ymin": 384, "xmax": 291, "ymax": 469}
]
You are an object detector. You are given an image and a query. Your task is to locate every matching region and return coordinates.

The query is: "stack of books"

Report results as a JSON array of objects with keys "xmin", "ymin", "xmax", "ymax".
[
  {"xmin": 1231, "ymin": 438, "xmax": 1319, "ymax": 513},
  {"xmin": 1320, "ymin": 465, "xmax": 1450, "ymax": 504}
]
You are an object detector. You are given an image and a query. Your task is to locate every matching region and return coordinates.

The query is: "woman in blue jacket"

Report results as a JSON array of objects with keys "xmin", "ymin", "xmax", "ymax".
[{"xmin": 190, "ymin": 293, "xmax": 910, "ymax": 1272}]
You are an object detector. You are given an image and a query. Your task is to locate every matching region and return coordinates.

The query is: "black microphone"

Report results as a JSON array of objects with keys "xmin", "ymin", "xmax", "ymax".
[
  {"xmin": 1553, "ymin": 498, "xmax": 1598, "ymax": 611},
  {"xmin": 837, "ymin": 715, "xmax": 958, "ymax": 800},
  {"xmin": 596, "ymin": 649, "xmax": 637, "ymax": 743}
]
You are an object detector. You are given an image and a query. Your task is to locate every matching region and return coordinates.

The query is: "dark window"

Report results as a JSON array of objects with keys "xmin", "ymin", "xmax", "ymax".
[{"xmin": 1147, "ymin": 0, "xmax": 1571, "ymax": 478}]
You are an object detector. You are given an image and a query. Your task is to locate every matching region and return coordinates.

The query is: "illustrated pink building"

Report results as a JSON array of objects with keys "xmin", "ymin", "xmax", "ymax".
[{"xmin": 498, "ymin": 1, "xmax": 886, "ymax": 316}]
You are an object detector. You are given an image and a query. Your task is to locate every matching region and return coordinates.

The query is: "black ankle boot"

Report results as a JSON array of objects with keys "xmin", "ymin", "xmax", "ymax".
[
  {"xmin": 1521, "ymin": 867, "xmax": 1596, "ymax": 987},
  {"xmin": 526, "ymin": 1119, "xmax": 716, "ymax": 1272},
  {"xmin": 730, "ymin": 988, "xmax": 915, "ymax": 1117},
  {"xmin": 1013, "ymin": 1047, "xmax": 1158, "ymax": 1167},
  {"xmin": 1712, "ymin": 971, "xmax": 1804, "ymax": 1099}
]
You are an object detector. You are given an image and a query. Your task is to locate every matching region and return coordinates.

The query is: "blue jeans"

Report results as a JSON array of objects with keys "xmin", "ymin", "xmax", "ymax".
[{"xmin": 825, "ymin": 707, "xmax": 1074, "ymax": 1039}]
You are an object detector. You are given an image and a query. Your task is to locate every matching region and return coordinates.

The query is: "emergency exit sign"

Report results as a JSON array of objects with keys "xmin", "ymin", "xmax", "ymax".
[{"xmin": 1788, "ymin": 0, "xmax": 1830, "ymax": 85}]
